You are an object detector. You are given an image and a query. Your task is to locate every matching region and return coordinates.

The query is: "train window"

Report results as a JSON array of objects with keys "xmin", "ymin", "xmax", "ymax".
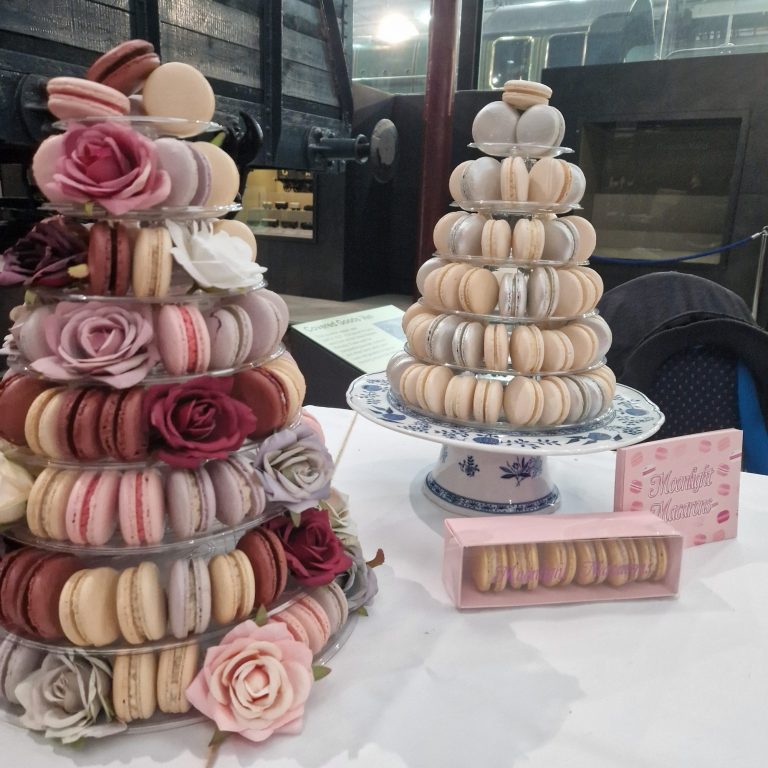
[
  {"xmin": 489, "ymin": 37, "xmax": 533, "ymax": 88},
  {"xmin": 545, "ymin": 33, "xmax": 585, "ymax": 68},
  {"xmin": 731, "ymin": 12, "xmax": 768, "ymax": 45},
  {"xmin": 578, "ymin": 118, "xmax": 741, "ymax": 265}
]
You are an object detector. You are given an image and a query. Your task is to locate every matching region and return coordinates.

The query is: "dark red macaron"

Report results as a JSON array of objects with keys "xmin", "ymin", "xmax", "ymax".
[
  {"xmin": 71, "ymin": 387, "xmax": 108, "ymax": 460},
  {"xmin": 231, "ymin": 369, "xmax": 287, "ymax": 439},
  {"xmin": 0, "ymin": 548, "xmax": 47, "ymax": 633},
  {"xmin": 0, "ymin": 374, "xmax": 50, "ymax": 446},
  {"xmin": 86, "ymin": 39, "xmax": 160, "ymax": 96},
  {"xmin": 237, "ymin": 527, "xmax": 288, "ymax": 607},
  {"xmin": 87, "ymin": 221, "xmax": 131, "ymax": 295},
  {"xmin": 101, "ymin": 388, "xmax": 148, "ymax": 461},
  {"xmin": 26, "ymin": 553, "xmax": 83, "ymax": 639},
  {"xmin": 54, "ymin": 387, "xmax": 89, "ymax": 461}
]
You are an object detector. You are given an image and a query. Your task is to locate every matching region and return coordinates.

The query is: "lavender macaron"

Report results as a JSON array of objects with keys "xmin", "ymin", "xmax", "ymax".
[{"xmin": 166, "ymin": 466, "xmax": 216, "ymax": 538}]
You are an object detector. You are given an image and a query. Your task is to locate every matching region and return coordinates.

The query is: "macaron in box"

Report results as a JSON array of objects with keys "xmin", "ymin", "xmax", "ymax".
[{"xmin": 443, "ymin": 511, "xmax": 682, "ymax": 609}]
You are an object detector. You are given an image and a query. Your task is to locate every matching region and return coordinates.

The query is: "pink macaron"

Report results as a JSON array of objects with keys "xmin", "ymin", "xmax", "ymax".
[
  {"xmin": 154, "ymin": 138, "xmax": 200, "ymax": 207},
  {"xmin": 157, "ymin": 303, "xmax": 212, "ymax": 376},
  {"xmin": 233, "ymin": 290, "xmax": 287, "ymax": 360},
  {"xmin": 118, "ymin": 469, "xmax": 166, "ymax": 545},
  {"xmin": 86, "ymin": 40, "xmax": 161, "ymax": 95},
  {"xmin": 205, "ymin": 304, "xmax": 254, "ymax": 370},
  {"xmin": 46, "ymin": 76, "xmax": 130, "ymax": 120},
  {"xmin": 65, "ymin": 470, "xmax": 120, "ymax": 545}
]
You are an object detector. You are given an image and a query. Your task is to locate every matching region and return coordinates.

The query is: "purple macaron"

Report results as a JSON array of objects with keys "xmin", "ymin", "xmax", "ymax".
[
  {"xmin": 166, "ymin": 466, "xmax": 216, "ymax": 538},
  {"xmin": 155, "ymin": 138, "xmax": 199, "ymax": 207}
]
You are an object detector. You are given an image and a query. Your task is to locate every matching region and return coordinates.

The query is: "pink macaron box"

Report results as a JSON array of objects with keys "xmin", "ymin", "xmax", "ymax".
[
  {"xmin": 614, "ymin": 428, "xmax": 742, "ymax": 548},
  {"xmin": 443, "ymin": 511, "xmax": 682, "ymax": 609}
]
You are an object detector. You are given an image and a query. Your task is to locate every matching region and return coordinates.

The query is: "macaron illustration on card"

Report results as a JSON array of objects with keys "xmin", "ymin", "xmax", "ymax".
[{"xmin": 614, "ymin": 428, "xmax": 741, "ymax": 547}]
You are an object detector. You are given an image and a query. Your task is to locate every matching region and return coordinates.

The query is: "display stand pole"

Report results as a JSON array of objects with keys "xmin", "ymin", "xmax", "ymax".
[
  {"xmin": 751, "ymin": 226, "xmax": 768, "ymax": 321},
  {"xmin": 415, "ymin": 0, "xmax": 459, "ymax": 279}
]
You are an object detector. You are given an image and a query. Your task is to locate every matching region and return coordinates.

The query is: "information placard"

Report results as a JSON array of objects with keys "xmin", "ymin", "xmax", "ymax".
[{"xmin": 292, "ymin": 305, "xmax": 405, "ymax": 374}]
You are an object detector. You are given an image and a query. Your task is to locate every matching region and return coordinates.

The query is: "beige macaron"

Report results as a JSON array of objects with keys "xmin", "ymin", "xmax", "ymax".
[
  {"xmin": 483, "ymin": 323, "xmax": 509, "ymax": 370},
  {"xmin": 538, "ymin": 375, "xmax": 571, "ymax": 426},
  {"xmin": 458, "ymin": 267, "xmax": 499, "ymax": 314},
  {"xmin": 512, "ymin": 218, "xmax": 545, "ymax": 262},
  {"xmin": 561, "ymin": 323, "xmax": 599, "ymax": 369},
  {"xmin": 473, "ymin": 378, "xmax": 503, "ymax": 424},
  {"xmin": 503, "ymin": 376, "xmax": 544, "ymax": 427},
  {"xmin": 541, "ymin": 329, "xmax": 575, "ymax": 372},
  {"xmin": 444, "ymin": 373, "xmax": 477, "ymax": 420},
  {"xmin": 415, "ymin": 365, "xmax": 454, "ymax": 415},
  {"xmin": 500, "ymin": 156, "xmax": 529, "ymax": 202},
  {"xmin": 481, "ymin": 218, "xmax": 512, "ymax": 261},
  {"xmin": 509, "ymin": 324, "xmax": 544, "ymax": 373}
]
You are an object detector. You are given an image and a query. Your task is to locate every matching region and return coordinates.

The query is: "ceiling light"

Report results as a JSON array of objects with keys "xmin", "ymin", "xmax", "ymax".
[{"xmin": 376, "ymin": 13, "xmax": 419, "ymax": 44}]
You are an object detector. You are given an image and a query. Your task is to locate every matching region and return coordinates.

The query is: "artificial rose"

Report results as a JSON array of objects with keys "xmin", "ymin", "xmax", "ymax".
[
  {"xmin": 14, "ymin": 653, "xmax": 126, "ymax": 743},
  {"xmin": 0, "ymin": 216, "xmax": 88, "ymax": 287},
  {"xmin": 268, "ymin": 508, "xmax": 352, "ymax": 586},
  {"xmin": 186, "ymin": 620, "xmax": 312, "ymax": 743},
  {"xmin": 166, "ymin": 220, "xmax": 265, "ymax": 290},
  {"xmin": 26, "ymin": 301, "xmax": 159, "ymax": 388},
  {"xmin": 144, "ymin": 376, "xmax": 257, "ymax": 468},
  {"xmin": 46, "ymin": 122, "xmax": 170, "ymax": 215},
  {"xmin": 319, "ymin": 487, "xmax": 358, "ymax": 548},
  {"xmin": 338, "ymin": 542, "xmax": 379, "ymax": 612},
  {"xmin": 253, "ymin": 424, "xmax": 334, "ymax": 513},
  {"xmin": 0, "ymin": 450, "xmax": 34, "ymax": 524}
]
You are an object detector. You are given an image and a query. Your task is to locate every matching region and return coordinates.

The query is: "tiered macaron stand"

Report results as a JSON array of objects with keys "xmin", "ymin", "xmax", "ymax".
[
  {"xmin": 0, "ymin": 115, "xmax": 356, "ymax": 735},
  {"xmin": 348, "ymin": 140, "xmax": 664, "ymax": 515}
]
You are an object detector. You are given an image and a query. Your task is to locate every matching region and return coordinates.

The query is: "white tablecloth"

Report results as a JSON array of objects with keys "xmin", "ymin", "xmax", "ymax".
[{"xmin": 3, "ymin": 406, "xmax": 767, "ymax": 767}]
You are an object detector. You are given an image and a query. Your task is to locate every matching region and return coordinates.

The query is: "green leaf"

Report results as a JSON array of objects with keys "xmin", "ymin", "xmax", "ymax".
[
  {"xmin": 366, "ymin": 548, "xmax": 385, "ymax": 569},
  {"xmin": 68, "ymin": 263, "xmax": 90, "ymax": 279},
  {"xmin": 64, "ymin": 737, "xmax": 86, "ymax": 749},
  {"xmin": 208, "ymin": 727, "xmax": 230, "ymax": 748},
  {"xmin": 252, "ymin": 603, "xmax": 268, "ymax": 626},
  {"xmin": 84, "ymin": 202, "xmax": 94, "ymax": 216},
  {"xmin": 355, "ymin": 606, "xmax": 369, "ymax": 617},
  {"xmin": 210, "ymin": 132, "xmax": 225, "ymax": 148},
  {"xmin": 289, "ymin": 511, "xmax": 303, "ymax": 528},
  {"xmin": 312, "ymin": 664, "xmax": 331, "ymax": 681}
]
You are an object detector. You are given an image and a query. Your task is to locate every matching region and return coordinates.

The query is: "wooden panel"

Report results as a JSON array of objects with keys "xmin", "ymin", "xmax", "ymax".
[
  {"xmin": 282, "ymin": 59, "xmax": 337, "ymax": 107},
  {"xmin": 1, "ymin": 0, "xmax": 130, "ymax": 52},
  {"xmin": 159, "ymin": 25, "xmax": 260, "ymax": 89},
  {"xmin": 159, "ymin": 0, "xmax": 259, "ymax": 49}
]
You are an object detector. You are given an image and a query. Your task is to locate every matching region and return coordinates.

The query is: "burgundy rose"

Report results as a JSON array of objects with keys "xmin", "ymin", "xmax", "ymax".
[
  {"xmin": 268, "ymin": 508, "xmax": 352, "ymax": 587},
  {"xmin": 0, "ymin": 216, "xmax": 88, "ymax": 287},
  {"xmin": 144, "ymin": 377, "xmax": 257, "ymax": 468},
  {"xmin": 46, "ymin": 122, "xmax": 170, "ymax": 215}
]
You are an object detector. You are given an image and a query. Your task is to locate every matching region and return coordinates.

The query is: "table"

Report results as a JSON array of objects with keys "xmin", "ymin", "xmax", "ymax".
[{"xmin": 3, "ymin": 406, "xmax": 767, "ymax": 767}]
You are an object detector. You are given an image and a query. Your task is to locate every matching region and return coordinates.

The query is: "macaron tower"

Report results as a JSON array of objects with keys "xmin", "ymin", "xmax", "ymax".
[
  {"xmin": 0, "ymin": 40, "xmax": 373, "ymax": 742},
  {"xmin": 391, "ymin": 79, "xmax": 617, "ymax": 430}
]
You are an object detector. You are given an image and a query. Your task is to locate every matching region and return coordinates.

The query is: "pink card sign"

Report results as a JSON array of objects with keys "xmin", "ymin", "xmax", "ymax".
[{"xmin": 614, "ymin": 429, "xmax": 742, "ymax": 547}]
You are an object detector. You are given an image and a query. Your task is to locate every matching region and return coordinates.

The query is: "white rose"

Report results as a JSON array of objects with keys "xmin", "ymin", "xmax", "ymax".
[
  {"xmin": 166, "ymin": 220, "xmax": 265, "ymax": 290},
  {"xmin": 0, "ymin": 451, "xmax": 33, "ymax": 524}
]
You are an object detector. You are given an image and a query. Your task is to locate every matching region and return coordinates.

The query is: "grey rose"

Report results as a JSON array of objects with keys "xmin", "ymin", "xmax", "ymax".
[
  {"xmin": 253, "ymin": 423, "xmax": 334, "ymax": 512},
  {"xmin": 14, "ymin": 653, "xmax": 126, "ymax": 743}
]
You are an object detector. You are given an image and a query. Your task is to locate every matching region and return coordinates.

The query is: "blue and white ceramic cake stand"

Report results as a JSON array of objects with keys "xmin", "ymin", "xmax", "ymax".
[{"xmin": 347, "ymin": 373, "xmax": 664, "ymax": 515}]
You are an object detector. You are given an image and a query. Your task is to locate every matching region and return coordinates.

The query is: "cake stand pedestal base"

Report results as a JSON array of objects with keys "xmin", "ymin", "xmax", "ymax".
[{"xmin": 423, "ymin": 445, "xmax": 560, "ymax": 515}]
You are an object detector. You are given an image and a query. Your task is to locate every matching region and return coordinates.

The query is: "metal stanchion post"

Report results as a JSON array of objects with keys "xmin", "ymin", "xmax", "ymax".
[{"xmin": 751, "ymin": 226, "xmax": 768, "ymax": 321}]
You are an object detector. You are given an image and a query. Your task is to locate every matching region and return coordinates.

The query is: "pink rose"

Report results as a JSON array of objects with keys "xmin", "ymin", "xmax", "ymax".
[
  {"xmin": 27, "ymin": 301, "xmax": 158, "ymax": 388},
  {"xmin": 46, "ymin": 122, "xmax": 170, "ymax": 215},
  {"xmin": 186, "ymin": 620, "xmax": 313, "ymax": 743},
  {"xmin": 144, "ymin": 376, "xmax": 257, "ymax": 468},
  {"xmin": 268, "ymin": 508, "xmax": 352, "ymax": 586}
]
